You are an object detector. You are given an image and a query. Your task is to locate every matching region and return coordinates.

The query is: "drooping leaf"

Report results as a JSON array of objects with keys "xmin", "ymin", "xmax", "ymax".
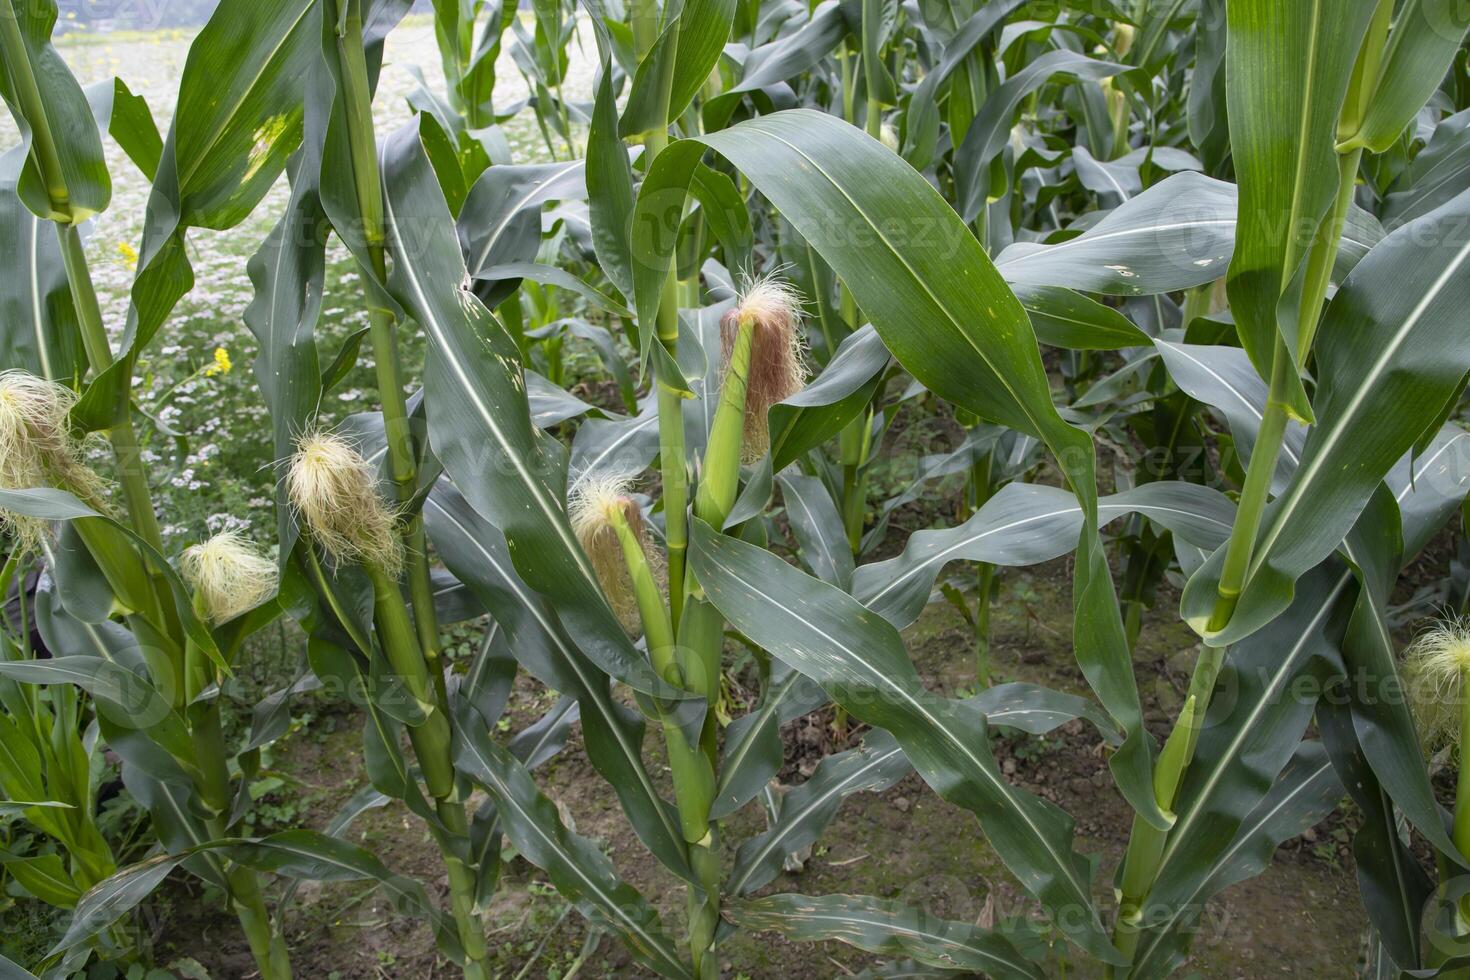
[
  {"xmin": 728, "ymin": 893, "xmax": 1044, "ymax": 978},
  {"xmin": 853, "ymin": 482, "xmax": 1234, "ymax": 629},
  {"xmin": 423, "ymin": 483, "xmax": 692, "ymax": 880},
  {"xmin": 633, "ymin": 109, "xmax": 1163, "ymax": 830},
  {"xmin": 690, "ymin": 519, "xmax": 1124, "ymax": 965},
  {"xmin": 378, "ymin": 123, "xmax": 689, "ymax": 706},
  {"xmin": 451, "ymin": 698, "xmax": 691, "ymax": 979},
  {"xmin": 728, "ymin": 730, "xmax": 911, "ymax": 895},
  {"xmin": 994, "ymin": 172, "xmax": 1381, "ymax": 296}
]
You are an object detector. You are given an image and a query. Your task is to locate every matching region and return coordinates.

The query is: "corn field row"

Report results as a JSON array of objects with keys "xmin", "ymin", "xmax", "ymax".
[{"xmin": 2, "ymin": 0, "xmax": 1470, "ymax": 977}]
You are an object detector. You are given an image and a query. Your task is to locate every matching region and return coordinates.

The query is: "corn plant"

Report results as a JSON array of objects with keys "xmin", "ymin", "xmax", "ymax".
[{"xmin": 4, "ymin": 0, "xmax": 1470, "ymax": 977}]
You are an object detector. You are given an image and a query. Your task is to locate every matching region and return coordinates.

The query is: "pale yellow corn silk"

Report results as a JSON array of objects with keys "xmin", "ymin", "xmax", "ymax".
[
  {"xmin": 720, "ymin": 274, "xmax": 808, "ymax": 461},
  {"xmin": 286, "ymin": 430, "xmax": 402, "ymax": 575},
  {"xmin": 1404, "ymin": 617, "xmax": 1470, "ymax": 751},
  {"xmin": 181, "ymin": 530, "xmax": 278, "ymax": 623},
  {"xmin": 569, "ymin": 472, "xmax": 660, "ymax": 634},
  {"xmin": 0, "ymin": 371, "xmax": 108, "ymax": 551}
]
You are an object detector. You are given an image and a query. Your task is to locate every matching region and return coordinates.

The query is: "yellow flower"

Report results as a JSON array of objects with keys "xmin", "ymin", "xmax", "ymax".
[
  {"xmin": 116, "ymin": 241, "xmax": 138, "ymax": 270},
  {"xmin": 204, "ymin": 347, "xmax": 232, "ymax": 377}
]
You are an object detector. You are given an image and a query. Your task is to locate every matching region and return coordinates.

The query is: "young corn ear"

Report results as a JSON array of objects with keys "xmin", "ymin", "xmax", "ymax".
[
  {"xmin": 569, "ymin": 474, "xmax": 659, "ymax": 634},
  {"xmin": 180, "ymin": 530, "xmax": 278, "ymax": 624},
  {"xmin": 720, "ymin": 275, "xmax": 807, "ymax": 462},
  {"xmin": 285, "ymin": 430, "xmax": 402, "ymax": 575},
  {"xmin": 1405, "ymin": 617, "xmax": 1470, "ymax": 751},
  {"xmin": 0, "ymin": 370, "xmax": 108, "ymax": 550}
]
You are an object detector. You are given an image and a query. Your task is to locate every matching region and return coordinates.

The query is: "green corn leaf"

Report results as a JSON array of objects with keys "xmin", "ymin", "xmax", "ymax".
[
  {"xmin": 777, "ymin": 472, "xmax": 855, "ymax": 589},
  {"xmin": 378, "ymin": 122, "xmax": 691, "ymax": 707},
  {"xmin": 700, "ymin": 0, "xmax": 850, "ymax": 131},
  {"xmin": 0, "ymin": 711, "xmax": 45, "ymax": 804},
  {"xmin": 1343, "ymin": 0, "xmax": 1470, "ymax": 154},
  {"xmin": 953, "ymin": 50, "xmax": 1127, "ymax": 223},
  {"xmin": 669, "ymin": 0, "xmax": 736, "ymax": 120},
  {"xmin": 994, "ymin": 172, "xmax": 1383, "ymax": 296},
  {"xmin": 583, "ymin": 13, "xmax": 636, "ymax": 301},
  {"xmin": 244, "ymin": 144, "xmax": 327, "ymax": 556},
  {"xmin": 49, "ymin": 851, "xmax": 190, "ymax": 956},
  {"xmin": 1382, "ymin": 110, "xmax": 1470, "ymax": 226},
  {"xmin": 459, "ymin": 158, "xmax": 588, "ymax": 278},
  {"xmin": 96, "ymin": 77, "xmax": 163, "ymax": 181},
  {"xmin": 0, "ymin": 951, "xmax": 38, "ymax": 979},
  {"xmin": 117, "ymin": 0, "xmax": 318, "ymax": 377},
  {"xmin": 0, "ymin": 488, "xmax": 226, "ymax": 674},
  {"xmin": 568, "ymin": 406, "xmax": 661, "ymax": 487},
  {"xmin": 423, "ymin": 483, "xmax": 693, "ymax": 881},
  {"xmin": 711, "ymin": 662, "xmax": 828, "ymax": 820},
  {"xmin": 902, "ymin": 0, "xmax": 1029, "ymax": 170},
  {"xmin": 728, "ymin": 730, "xmax": 911, "ymax": 896},
  {"xmin": 235, "ymin": 830, "xmax": 466, "ymax": 962},
  {"xmin": 0, "ymin": 149, "xmax": 84, "ymax": 381},
  {"xmin": 853, "ymin": 482, "xmax": 1235, "ymax": 629},
  {"xmin": 620, "ymin": 15, "xmax": 678, "ymax": 138},
  {"xmin": 1131, "ymin": 423, "xmax": 1470, "ymax": 977},
  {"xmin": 632, "ymin": 109, "xmax": 1162, "ymax": 829},
  {"xmin": 0, "ymin": 657, "xmax": 190, "ymax": 765},
  {"xmin": 1131, "ymin": 742, "xmax": 1343, "ymax": 980},
  {"xmin": 1153, "ymin": 340, "xmax": 1308, "ymax": 491},
  {"xmin": 450, "ymin": 698, "xmax": 691, "ymax": 979},
  {"xmin": 1335, "ymin": 484, "xmax": 1468, "ymax": 867},
  {"xmin": 0, "ymin": 854, "xmax": 79, "ymax": 907},
  {"xmin": 690, "ymin": 518, "xmax": 1125, "ymax": 965},
  {"xmin": 966, "ymin": 683, "xmax": 1123, "ymax": 744},
  {"xmin": 728, "ymin": 893, "xmax": 1044, "ymax": 978},
  {"xmin": 1318, "ymin": 680, "xmax": 1434, "ymax": 974},
  {"xmin": 1182, "ymin": 186, "xmax": 1470, "ymax": 647},
  {"xmin": 0, "ymin": 0, "xmax": 110, "ymax": 223},
  {"xmin": 1014, "ymin": 285, "xmax": 1150, "ymax": 350},
  {"xmin": 767, "ymin": 324, "xmax": 890, "ymax": 472},
  {"xmin": 1224, "ymin": 0, "xmax": 1377, "ymax": 415}
]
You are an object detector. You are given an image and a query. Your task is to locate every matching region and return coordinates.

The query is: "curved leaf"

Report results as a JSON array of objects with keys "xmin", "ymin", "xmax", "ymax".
[
  {"xmin": 767, "ymin": 323, "xmax": 890, "ymax": 471},
  {"xmin": 120, "ymin": 0, "xmax": 318, "ymax": 361},
  {"xmin": 853, "ymin": 481, "xmax": 1235, "ymax": 629},
  {"xmin": 378, "ymin": 123, "xmax": 688, "ymax": 705},
  {"xmin": 712, "ymin": 662, "xmax": 828, "ymax": 820},
  {"xmin": 451, "ymin": 699, "xmax": 690, "ymax": 979},
  {"xmin": 729, "ymin": 730, "xmax": 911, "ymax": 895},
  {"xmin": 728, "ymin": 893, "xmax": 1043, "ymax": 979},
  {"xmin": 634, "ymin": 108, "xmax": 1163, "ymax": 830},
  {"xmin": 1015, "ymin": 285, "xmax": 1150, "ymax": 350},
  {"xmin": 690, "ymin": 519, "xmax": 1125, "ymax": 965},
  {"xmin": 954, "ymin": 50, "xmax": 1126, "ymax": 223},
  {"xmin": 777, "ymin": 472, "xmax": 855, "ymax": 590},
  {"xmin": 1131, "ymin": 742, "xmax": 1343, "ymax": 980},
  {"xmin": 0, "ymin": 151, "xmax": 83, "ymax": 380},
  {"xmin": 423, "ymin": 483, "xmax": 692, "ymax": 880},
  {"xmin": 1345, "ymin": 0, "xmax": 1470, "ymax": 154}
]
